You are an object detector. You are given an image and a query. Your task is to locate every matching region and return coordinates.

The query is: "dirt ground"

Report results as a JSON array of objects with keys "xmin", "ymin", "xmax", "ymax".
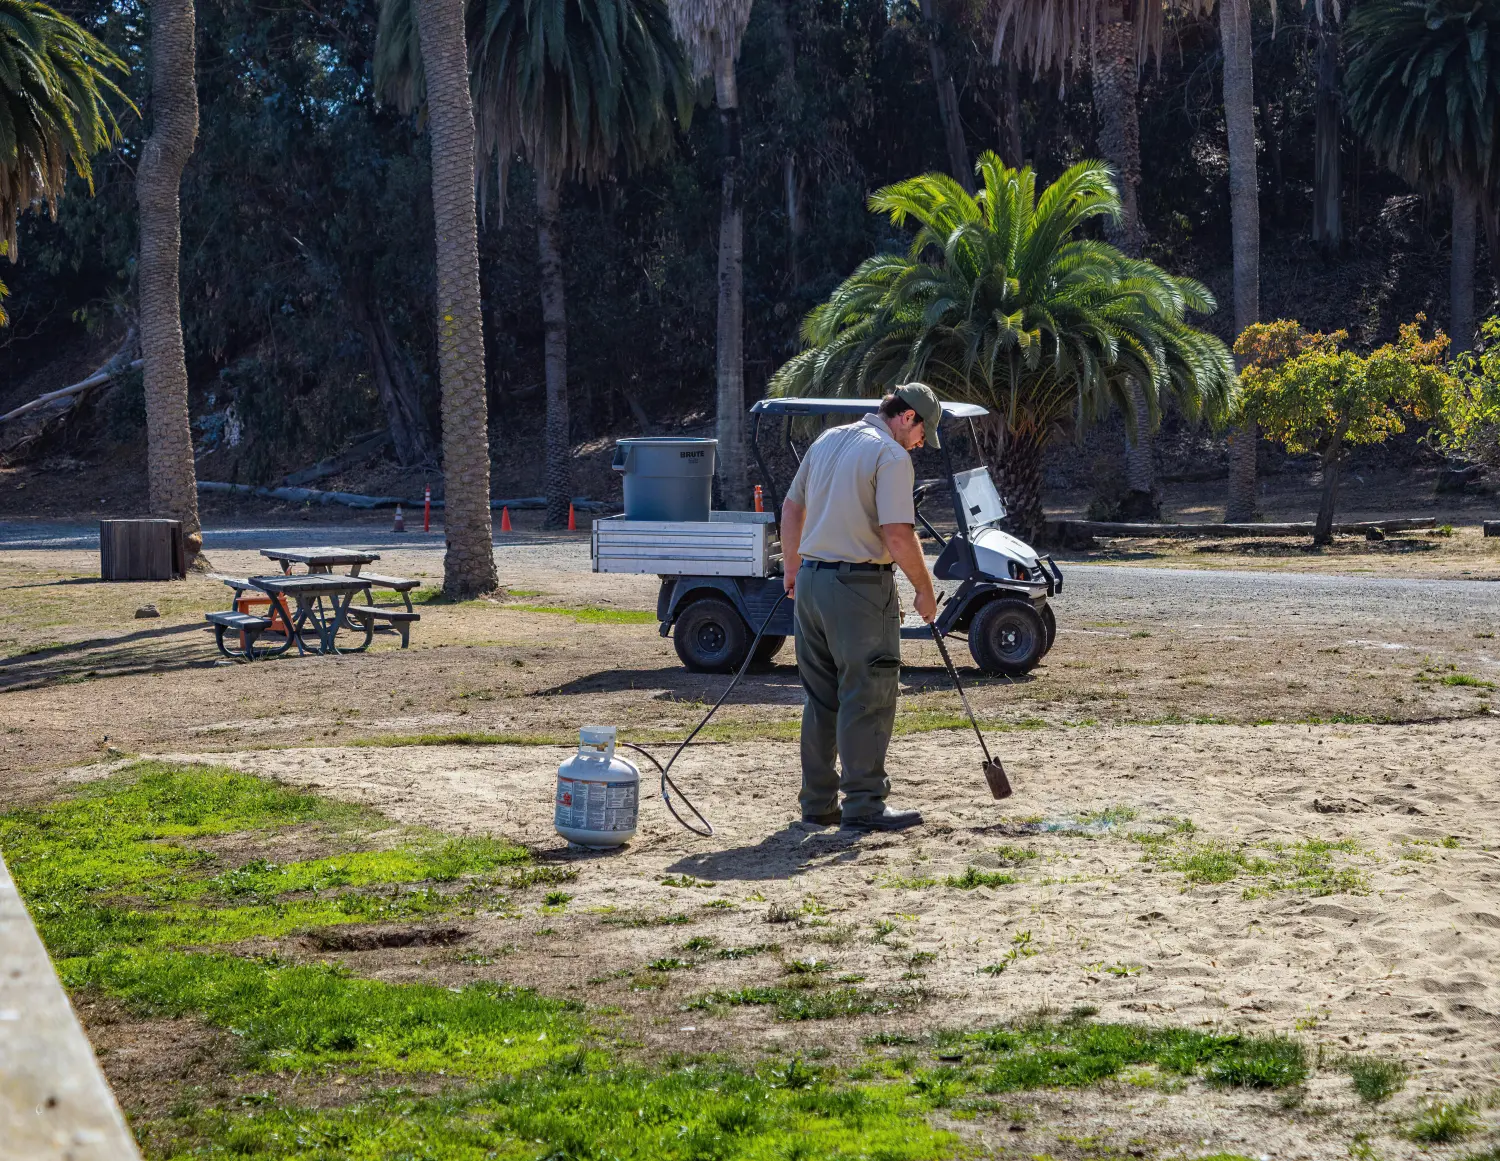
[{"xmin": 5, "ymin": 515, "xmax": 1500, "ymax": 1158}]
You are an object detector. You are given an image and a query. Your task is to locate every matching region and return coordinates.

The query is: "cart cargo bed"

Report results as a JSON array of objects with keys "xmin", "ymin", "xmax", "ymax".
[{"xmin": 591, "ymin": 512, "xmax": 779, "ymax": 578}]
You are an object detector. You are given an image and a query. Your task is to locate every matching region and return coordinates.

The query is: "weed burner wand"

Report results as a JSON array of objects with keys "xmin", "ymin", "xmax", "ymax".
[{"xmin": 620, "ymin": 590, "xmax": 789, "ymax": 837}]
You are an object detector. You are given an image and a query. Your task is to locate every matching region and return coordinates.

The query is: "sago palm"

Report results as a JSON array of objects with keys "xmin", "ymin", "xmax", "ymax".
[
  {"xmin": 1345, "ymin": 0, "xmax": 1500, "ymax": 353},
  {"xmin": 770, "ymin": 154, "xmax": 1235, "ymax": 542},
  {"xmin": 379, "ymin": 0, "xmax": 690, "ymax": 528}
]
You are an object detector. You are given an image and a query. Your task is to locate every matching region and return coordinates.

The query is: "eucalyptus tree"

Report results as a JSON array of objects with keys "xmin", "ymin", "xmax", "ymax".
[
  {"xmin": 377, "ymin": 0, "xmax": 499, "ymax": 597},
  {"xmin": 770, "ymin": 155, "xmax": 1235, "ymax": 541},
  {"xmin": 1346, "ymin": 0, "xmax": 1500, "ymax": 355},
  {"xmin": 665, "ymin": 0, "xmax": 756, "ymax": 508}
]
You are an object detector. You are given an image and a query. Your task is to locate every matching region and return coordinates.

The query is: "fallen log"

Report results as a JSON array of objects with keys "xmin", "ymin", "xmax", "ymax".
[
  {"xmin": 198, "ymin": 480, "xmax": 608, "ymax": 512},
  {"xmin": 1049, "ymin": 518, "xmax": 1440, "ymax": 540},
  {"xmin": 0, "ymin": 356, "xmax": 143, "ymax": 424}
]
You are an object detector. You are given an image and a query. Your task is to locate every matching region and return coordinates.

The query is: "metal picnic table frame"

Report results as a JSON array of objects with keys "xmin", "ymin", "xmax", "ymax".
[{"xmin": 247, "ymin": 574, "xmax": 375, "ymax": 655}]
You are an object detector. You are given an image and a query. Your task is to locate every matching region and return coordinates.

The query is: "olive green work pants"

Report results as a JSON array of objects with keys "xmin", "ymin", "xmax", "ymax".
[{"xmin": 793, "ymin": 563, "xmax": 902, "ymax": 818}]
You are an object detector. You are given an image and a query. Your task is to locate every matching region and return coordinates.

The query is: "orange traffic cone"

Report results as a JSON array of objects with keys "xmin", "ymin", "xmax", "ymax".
[
  {"xmin": 500, "ymin": 506, "xmax": 512, "ymax": 532},
  {"xmin": 393, "ymin": 504, "xmax": 405, "ymax": 533},
  {"xmin": 567, "ymin": 503, "xmax": 576, "ymax": 531}
]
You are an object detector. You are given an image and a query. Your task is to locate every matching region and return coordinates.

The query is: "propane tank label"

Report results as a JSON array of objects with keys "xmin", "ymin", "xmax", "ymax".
[{"xmin": 555, "ymin": 778, "xmax": 637, "ymax": 832}]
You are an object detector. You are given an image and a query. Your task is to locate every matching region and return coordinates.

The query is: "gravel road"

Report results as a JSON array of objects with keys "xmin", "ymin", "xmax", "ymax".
[{"xmin": 6, "ymin": 520, "xmax": 1498, "ymax": 635}]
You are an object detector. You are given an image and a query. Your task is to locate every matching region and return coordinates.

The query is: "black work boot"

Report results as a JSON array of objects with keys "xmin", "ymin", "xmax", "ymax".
[
  {"xmin": 841, "ymin": 805, "xmax": 923, "ymax": 832},
  {"xmin": 801, "ymin": 809, "xmax": 842, "ymax": 826}
]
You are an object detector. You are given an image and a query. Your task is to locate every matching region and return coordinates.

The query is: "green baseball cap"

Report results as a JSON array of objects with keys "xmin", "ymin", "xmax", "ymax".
[{"xmin": 893, "ymin": 382, "xmax": 942, "ymax": 448}]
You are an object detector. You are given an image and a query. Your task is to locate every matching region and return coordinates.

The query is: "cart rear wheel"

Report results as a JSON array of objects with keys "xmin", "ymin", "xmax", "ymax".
[
  {"xmin": 752, "ymin": 634, "xmax": 787, "ymax": 665},
  {"xmin": 674, "ymin": 597, "xmax": 750, "ymax": 673},
  {"xmin": 1040, "ymin": 603, "xmax": 1057, "ymax": 658},
  {"xmin": 968, "ymin": 598, "xmax": 1046, "ymax": 675}
]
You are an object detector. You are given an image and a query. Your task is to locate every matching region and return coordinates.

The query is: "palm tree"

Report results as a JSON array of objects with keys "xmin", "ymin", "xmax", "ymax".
[
  {"xmin": 380, "ymin": 0, "xmax": 691, "ymax": 530},
  {"xmin": 135, "ymin": 0, "xmax": 211, "ymax": 556},
  {"xmin": 1345, "ymin": 0, "xmax": 1500, "ymax": 356},
  {"xmin": 992, "ymin": 0, "xmax": 1211, "ymax": 516},
  {"xmin": 665, "ymin": 0, "xmax": 755, "ymax": 509},
  {"xmin": 1219, "ymin": 0, "xmax": 1260, "ymax": 521},
  {"xmin": 377, "ymin": 0, "xmax": 499, "ymax": 597},
  {"xmin": 770, "ymin": 155, "xmax": 1235, "ymax": 542},
  {"xmin": 469, "ymin": 0, "xmax": 690, "ymax": 528}
]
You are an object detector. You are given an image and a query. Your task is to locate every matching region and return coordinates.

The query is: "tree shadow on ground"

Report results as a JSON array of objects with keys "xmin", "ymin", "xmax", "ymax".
[
  {"xmin": 0, "ymin": 622, "xmax": 218, "ymax": 690},
  {"xmin": 663, "ymin": 822, "xmax": 873, "ymax": 882}
]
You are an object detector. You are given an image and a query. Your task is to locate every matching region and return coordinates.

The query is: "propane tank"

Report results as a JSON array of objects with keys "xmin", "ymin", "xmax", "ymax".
[{"xmin": 555, "ymin": 725, "xmax": 639, "ymax": 847}]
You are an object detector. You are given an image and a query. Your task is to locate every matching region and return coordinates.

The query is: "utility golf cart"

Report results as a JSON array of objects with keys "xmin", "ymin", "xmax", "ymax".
[{"xmin": 590, "ymin": 397, "xmax": 1062, "ymax": 675}]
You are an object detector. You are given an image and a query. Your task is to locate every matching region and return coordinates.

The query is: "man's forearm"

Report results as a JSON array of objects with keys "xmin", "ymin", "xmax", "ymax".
[
  {"xmin": 781, "ymin": 500, "xmax": 806, "ymax": 593},
  {"xmin": 882, "ymin": 523, "xmax": 934, "ymax": 600}
]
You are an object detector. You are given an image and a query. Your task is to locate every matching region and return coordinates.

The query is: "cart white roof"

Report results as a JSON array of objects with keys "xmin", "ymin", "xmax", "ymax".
[{"xmin": 751, "ymin": 397, "xmax": 989, "ymax": 419}]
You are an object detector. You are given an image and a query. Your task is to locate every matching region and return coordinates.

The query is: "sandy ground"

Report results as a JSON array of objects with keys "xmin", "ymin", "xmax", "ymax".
[
  {"xmin": 8, "ymin": 518, "xmax": 1500, "ymax": 1157},
  {"xmin": 60, "ymin": 718, "xmax": 1500, "ymax": 1158}
]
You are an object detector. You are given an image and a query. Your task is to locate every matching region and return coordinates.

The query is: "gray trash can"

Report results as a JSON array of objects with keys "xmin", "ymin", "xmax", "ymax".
[{"xmin": 612, "ymin": 438, "xmax": 717, "ymax": 522}]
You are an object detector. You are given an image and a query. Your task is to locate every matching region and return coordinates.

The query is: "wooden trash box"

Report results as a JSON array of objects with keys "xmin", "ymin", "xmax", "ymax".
[{"xmin": 100, "ymin": 519, "xmax": 186, "ymax": 581}]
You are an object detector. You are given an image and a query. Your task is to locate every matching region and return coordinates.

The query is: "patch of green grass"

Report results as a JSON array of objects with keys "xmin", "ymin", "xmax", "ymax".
[
  {"xmin": 647, "ymin": 958, "xmax": 694, "ymax": 972},
  {"xmin": 978, "ymin": 932, "xmax": 1038, "ymax": 977},
  {"xmin": 67, "ymin": 950, "xmax": 585, "ymax": 1077},
  {"xmin": 684, "ymin": 986, "xmax": 905, "ymax": 1021},
  {"xmin": 2, "ymin": 763, "xmax": 957, "ymax": 1161},
  {"xmin": 945, "ymin": 866, "xmax": 1018, "ymax": 889},
  {"xmin": 505, "ymin": 603, "xmax": 658, "ymax": 624},
  {"xmin": 922, "ymin": 1021, "xmax": 1306, "ymax": 1093},
  {"xmin": 600, "ymin": 912, "xmax": 695, "ymax": 927},
  {"xmin": 882, "ymin": 873, "xmax": 940, "ymax": 890},
  {"xmin": 1441, "ymin": 673, "xmax": 1496, "ymax": 689},
  {"xmin": 714, "ymin": 944, "xmax": 773, "ymax": 960},
  {"xmin": 0, "ymin": 762, "xmax": 527, "ymax": 959},
  {"xmin": 1408, "ymin": 1099, "xmax": 1480, "ymax": 1143},
  {"xmin": 1077, "ymin": 805, "xmax": 1138, "ymax": 828},
  {"xmin": 1341, "ymin": 1055, "xmax": 1407, "ymax": 1103},
  {"xmin": 1138, "ymin": 833, "xmax": 1367, "ymax": 897},
  {"xmin": 162, "ymin": 1062, "xmax": 958, "ymax": 1160}
]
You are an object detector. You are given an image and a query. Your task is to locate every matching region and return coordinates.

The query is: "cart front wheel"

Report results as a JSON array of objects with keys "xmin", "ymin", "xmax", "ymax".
[
  {"xmin": 1040, "ymin": 603, "xmax": 1057, "ymax": 658},
  {"xmin": 968, "ymin": 598, "xmax": 1046, "ymax": 676},
  {"xmin": 673, "ymin": 597, "xmax": 750, "ymax": 673}
]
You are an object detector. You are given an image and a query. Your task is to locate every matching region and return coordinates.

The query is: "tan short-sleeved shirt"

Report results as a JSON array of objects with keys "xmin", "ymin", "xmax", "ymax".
[{"xmin": 785, "ymin": 414, "xmax": 916, "ymax": 564}]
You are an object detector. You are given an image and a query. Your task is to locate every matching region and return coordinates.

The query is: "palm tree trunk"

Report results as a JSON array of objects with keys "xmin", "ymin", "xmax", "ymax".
[
  {"xmin": 988, "ymin": 423, "xmax": 1046, "ymax": 545},
  {"xmin": 918, "ymin": 0, "xmax": 972, "ymax": 192},
  {"xmin": 714, "ymin": 53, "xmax": 749, "ymax": 510},
  {"xmin": 1220, "ymin": 0, "xmax": 1261, "ymax": 523},
  {"xmin": 137, "ymin": 0, "xmax": 202, "ymax": 562},
  {"xmin": 1124, "ymin": 379, "xmax": 1156, "ymax": 508},
  {"xmin": 1091, "ymin": 5, "xmax": 1153, "ymax": 506},
  {"xmin": 1311, "ymin": 18, "xmax": 1341, "ymax": 252},
  {"xmin": 1452, "ymin": 184, "xmax": 1477, "ymax": 356},
  {"xmin": 769, "ymin": 0, "xmax": 803, "ymax": 286},
  {"xmin": 1000, "ymin": 57, "xmax": 1023, "ymax": 166},
  {"xmin": 1091, "ymin": 6, "xmax": 1144, "ymax": 254},
  {"xmin": 538, "ymin": 174, "xmax": 572, "ymax": 530},
  {"xmin": 415, "ymin": 0, "xmax": 498, "ymax": 597}
]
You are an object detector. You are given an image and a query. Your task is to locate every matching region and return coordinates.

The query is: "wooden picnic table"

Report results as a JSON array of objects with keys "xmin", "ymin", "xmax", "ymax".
[
  {"xmin": 249, "ymin": 574, "xmax": 375, "ymax": 655},
  {"xmin": 261, "ymin": 546, "xmax": 380, "ymax": 575}
]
